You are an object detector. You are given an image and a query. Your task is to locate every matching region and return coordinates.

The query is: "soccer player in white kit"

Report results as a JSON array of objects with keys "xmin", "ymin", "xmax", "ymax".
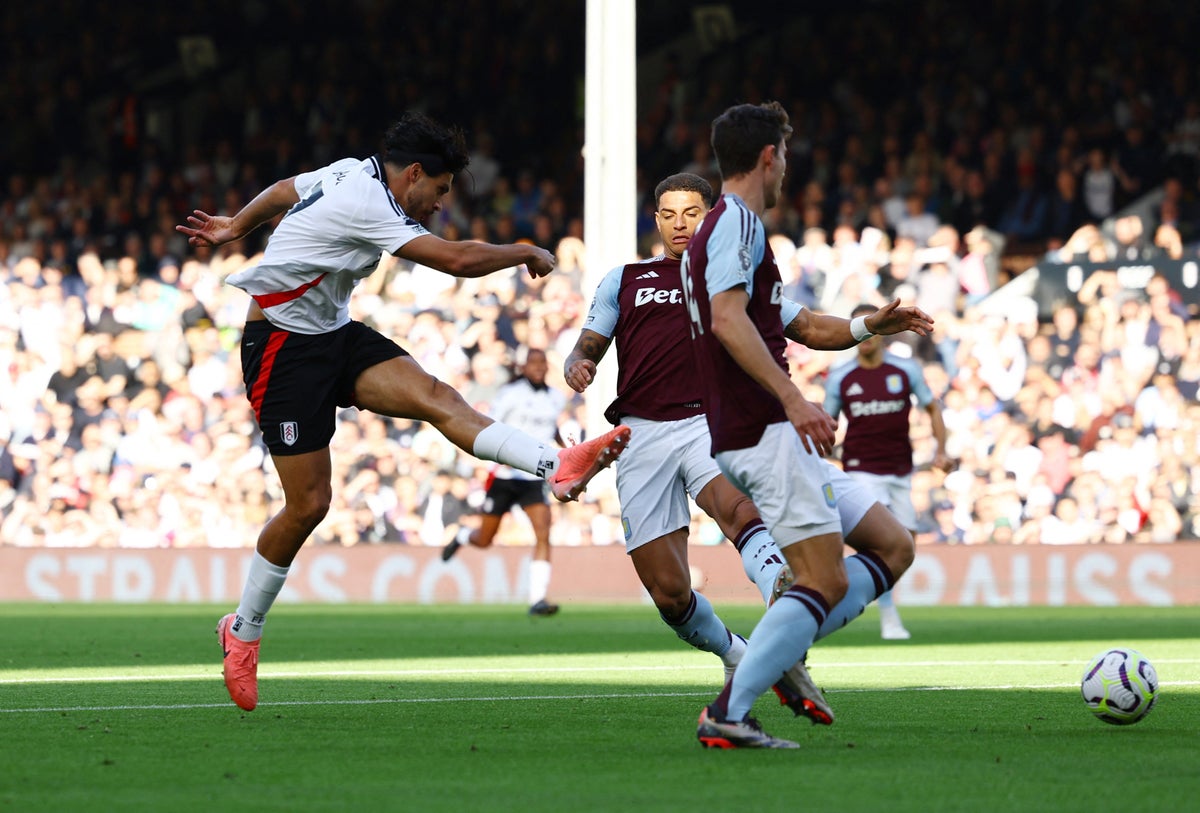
[
  {"xmin": 683, "ymin": 103, "xmax": 925, "ymax": 748},
  {"xmin": 566, "ymin": 172, "xmax": 932, "ymax": 730},
  {"xmin": 177, "ymin": 112, "xmax": 630, "ymax": 711},
  {"xmin": 442, "ymin": 348, "xmax": 568, "ymax": 615}
]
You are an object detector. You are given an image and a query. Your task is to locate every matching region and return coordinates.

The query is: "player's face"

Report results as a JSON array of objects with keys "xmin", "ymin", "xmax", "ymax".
[
  {"xmin": 857, "ymin": 328, "xmax": 882, "ymax": 358},
  {"xmin": 523, "ymin": 351, "xmax": 548, "ymax": 384},
  {"xmin": 764, "ymin": 138, "xmax": 787, "ymax": 210},
  {"xmin": 654, "ymin": 191, "xmax": 708, "ymax": 260},
  {"xmin": 404, "ymin": 169, "xmax": 454, "ymax": 222}
]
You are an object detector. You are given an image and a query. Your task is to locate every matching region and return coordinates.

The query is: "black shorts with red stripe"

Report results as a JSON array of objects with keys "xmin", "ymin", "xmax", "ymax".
[{"xmin": 241, "ymin": 319, "xmax": 407, "ymax": 456}]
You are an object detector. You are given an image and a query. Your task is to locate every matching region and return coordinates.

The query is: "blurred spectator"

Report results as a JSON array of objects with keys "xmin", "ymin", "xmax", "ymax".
[
  {"xmin": 2, "ymin": 0, "xmax": 1199, "ymax": 552},
  {"xmin": 1081, "ymin": 147, "xmax": 1118, "ymax": 221},
  {"xmin": 996, "ymin": 166, "xmax": 1048, "ymax": 245}
]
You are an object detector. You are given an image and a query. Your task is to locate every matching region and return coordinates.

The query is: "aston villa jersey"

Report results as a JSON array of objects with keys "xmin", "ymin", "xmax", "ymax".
[
  {"xmin": 681, "ymin": 194, "xmax": 788, "ymax": 453},
  {"xmin": 583, "ymin": 255, "xmax": 705, "ymax": 424},
  {"xmin": 824, "ymin": 352, "xmax": 935, "ymax": 475}
]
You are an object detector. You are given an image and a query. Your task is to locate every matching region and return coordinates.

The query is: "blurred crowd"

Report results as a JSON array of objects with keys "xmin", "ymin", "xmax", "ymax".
[{"xmin": 2, "ymin": 0, "xmax": 1199, "ymax": 550}]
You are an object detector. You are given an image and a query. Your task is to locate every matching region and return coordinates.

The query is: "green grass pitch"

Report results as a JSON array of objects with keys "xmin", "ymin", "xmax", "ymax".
[{"xmin": 1, "ymin": 603, "xmax": 1197, "ymax": 813}]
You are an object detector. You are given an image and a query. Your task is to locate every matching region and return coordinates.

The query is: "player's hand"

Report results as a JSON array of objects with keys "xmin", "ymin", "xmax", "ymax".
[
  {"xmin": 524, "ymin": 247, "xmax": 556, "ymax": 279},
  {"xmin": 932, "ymin": 451, "xmax": 957, "ymax": 473},
  {"xmin": 867, "ymin": 298, "xmax": 935, "ymax": 337},
  {"xmin": 564, "ymin": 359, "xmax": 596, "ymax": 393},
  {"xmin": 176, "ymin": 210, "xmax": 239, "ymax": 248},
  {"xmin": 784, "ymin": 396, "xmax": 837, "ymax": 457}
]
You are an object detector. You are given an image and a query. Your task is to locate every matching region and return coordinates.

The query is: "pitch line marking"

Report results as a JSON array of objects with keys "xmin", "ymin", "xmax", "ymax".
[{"xmin": 4, "ymin": 657, "xmax": 1200, "ymax": 685}]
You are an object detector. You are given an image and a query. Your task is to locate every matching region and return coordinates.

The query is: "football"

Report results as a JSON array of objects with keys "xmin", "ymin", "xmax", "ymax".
[{"xmin": 1080, "ymin": 648, "xmax": 1159, "ymax": 725}]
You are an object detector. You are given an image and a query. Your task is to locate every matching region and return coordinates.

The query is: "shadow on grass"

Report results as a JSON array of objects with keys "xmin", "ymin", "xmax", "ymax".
[{"xmin": 2, "ymin": 603, "xmax": 1198, "ymax": 671}]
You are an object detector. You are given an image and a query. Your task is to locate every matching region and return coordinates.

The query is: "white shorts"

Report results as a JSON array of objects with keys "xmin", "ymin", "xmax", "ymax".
[
  {"xmin": 845, "ymin": 470, "xmax": 916, "ymax": 529},
  {"xmin": 616, "ymin": 415, "xmax": 723, "ymax": 553},
  {"xmin": 717, "ymin": 422, "xmax": 874, "ymax": 549}
]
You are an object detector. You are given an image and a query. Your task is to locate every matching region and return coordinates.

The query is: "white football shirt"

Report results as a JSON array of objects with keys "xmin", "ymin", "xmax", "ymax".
[
  {"xmin": 226, "ymin": 155, "xmax": 429, "ymax": 334},
  {"xmin": 488, "ymin": 377, "xmax": 566, "ymax": 481}
]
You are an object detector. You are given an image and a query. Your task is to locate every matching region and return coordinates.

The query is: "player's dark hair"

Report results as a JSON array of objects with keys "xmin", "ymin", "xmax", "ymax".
[
  {"xmin": 654, "ymin": 172, "xmax": 714, "ymax": 208},
  {"xmin": 383, "ymin": 111, "xmax": 470, "ymax": 176},
  {"xmin": 851, "ymin": 303, "xmax": 876, "ymax": 318},
  {"xmin": 710, "ymin": 101, "xmax": 793, "ymax": 179}
]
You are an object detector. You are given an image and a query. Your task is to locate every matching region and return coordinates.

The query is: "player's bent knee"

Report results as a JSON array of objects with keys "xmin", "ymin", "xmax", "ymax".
[
  {"xmin": 822, "ymin": 571, "xmax": 850, "ymax": 607},
  {"xmin": 880, "ymin": 527, "xmax": 916, "ymax": 577},
  {"xmin": 894, "ymin": 532, "xmax": 916, "ymax": 574},
  {"xmin": 428, "ymin": 378, "xmax": 473, "ymax": 416},
  {"xmin": 289, "ymin": 491, "xmax": 332, "ymax": 528}
]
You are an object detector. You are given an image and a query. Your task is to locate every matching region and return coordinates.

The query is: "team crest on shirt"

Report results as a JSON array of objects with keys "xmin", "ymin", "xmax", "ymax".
[
  {"xmin": 622, "ymin": 517, "xmax": 632, "ymax": 541},
  {"xmin": 822, "ymin": 482, "xmax": 836, "ymax": 507},
  {"xmin": 886, "ymin": 374, "xmax": 904, "ymax": 394},
  {"xmin": 280, "ymin": 421, "xmax": 299, "ymax": 446},
  {"xmin": 738, "ymin": 244, "xmax": 752, "ymax": 279}
]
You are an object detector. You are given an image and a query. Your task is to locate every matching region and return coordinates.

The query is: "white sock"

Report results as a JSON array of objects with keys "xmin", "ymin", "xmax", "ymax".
[
  {"xmin": 473, "ymin": 422, "xmax": 559, "ymax": 478},
  {"xmin": 878, "ymin": 589, "xmax": 905, "ymax": 627},
  {"xmin": 232, "ymin": 552, "xmax": 290, "ymax": 643},
  {"xmin": 455, "ymin": 526, "xmax": 472, "ymax": 547},
  {"xmin": 722, "ymin": 632, "xmax": 748, "ymax": 668},
  {"xmin": 529, "ymin": 559, "xmax": 552, "ymax": 604}
]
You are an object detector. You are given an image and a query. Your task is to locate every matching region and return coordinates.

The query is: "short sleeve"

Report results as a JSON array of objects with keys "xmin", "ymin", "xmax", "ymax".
[
  {"xmin": 778, "ymin": 295, "xmax": 803, "ymax": 328},
  {"xmin": 901, "ymin": 356, "xmax": 936, "ymax": 406},
  {"xmin": 581, "ymin": 265, "xmax": 624, "ymax": 338},
  {"xmin": 704, "ymin": 204, "xmax": 764, "ymax": 300}
]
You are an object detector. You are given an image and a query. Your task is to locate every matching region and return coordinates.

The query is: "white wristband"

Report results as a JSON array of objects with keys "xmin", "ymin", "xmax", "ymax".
[{"xmin": 850, "ymin": 315, "xmax": 873, "ymax": 342}]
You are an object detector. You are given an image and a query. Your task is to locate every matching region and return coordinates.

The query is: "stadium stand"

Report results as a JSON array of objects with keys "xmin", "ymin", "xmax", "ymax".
[{"xmin": 1, "ymin": 0, "xmax": 1197, "ymax": 549}]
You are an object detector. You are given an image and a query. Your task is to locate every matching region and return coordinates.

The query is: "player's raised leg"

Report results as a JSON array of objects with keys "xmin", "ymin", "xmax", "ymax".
[{"xmin": 354, "ymin": 356, "xmax": 628, "ymax": 500}]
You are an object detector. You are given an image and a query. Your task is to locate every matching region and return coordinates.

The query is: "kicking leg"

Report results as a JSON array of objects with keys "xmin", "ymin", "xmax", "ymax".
[{"xmin": 354, "ymin": 356, "xmax": 626, "ymax": 499}]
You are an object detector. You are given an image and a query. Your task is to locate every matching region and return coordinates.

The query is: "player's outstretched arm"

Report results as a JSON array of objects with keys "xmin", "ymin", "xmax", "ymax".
[
  {"xmin": 784, "ymin": 298, "xmax": 934, "ymax": 349},
  {"xmin": 563, "ymin": 329, "xmax": 612, "ymax": 393},
  {"xmin": 399, "ymin": 235, "xmax": 555, "ymax": 280},
  {"xmin": 176, "ymin": 177, "xmax": 300, "ymax": 248}
]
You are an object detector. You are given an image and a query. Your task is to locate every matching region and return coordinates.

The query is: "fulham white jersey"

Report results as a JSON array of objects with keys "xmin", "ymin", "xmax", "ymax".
[
  {"xmin": 226, "ymin": 155, "xmax": 429, "ymax": 334},
  {"xmin": 488, "ymin": 377, "xmax": 566, "ymax": 481}
]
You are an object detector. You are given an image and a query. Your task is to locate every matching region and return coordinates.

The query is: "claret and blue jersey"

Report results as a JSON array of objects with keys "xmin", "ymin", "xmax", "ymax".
[
  {"xmin": 824, "ymin": 352, "xmax": 935, "ymax": 476},
  {"xmin": 585, "ymin": 254, "xmax": 707, "ymax": 425},
  {"xmin": 681, "ymin": 193, "xmax": 789, "ymax": 453}
]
